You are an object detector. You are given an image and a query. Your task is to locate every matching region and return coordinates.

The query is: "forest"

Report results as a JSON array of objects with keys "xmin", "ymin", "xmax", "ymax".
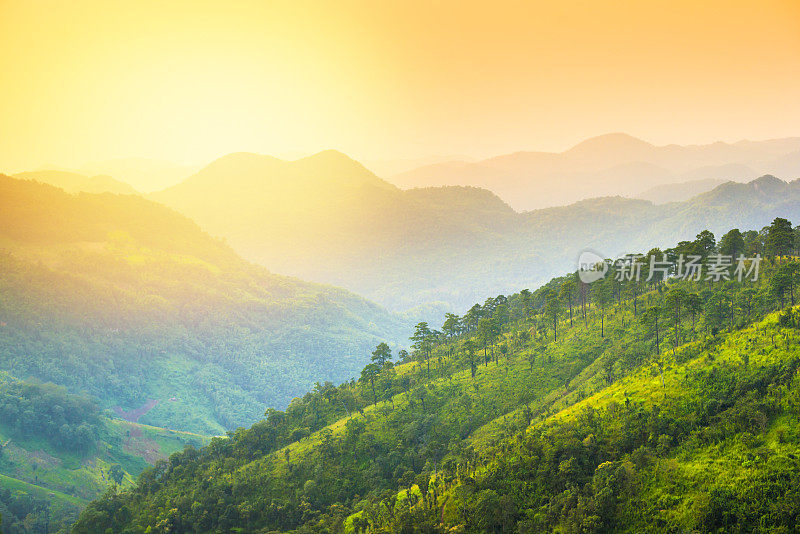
[
  {"xmin": 5, "ymin": 2, "xmax": 798, "ymax": 532},
  {"xmin": 0, "ymin": 371, "xmax": 209, "ymax": 534},
  {"xmin": 70, "ymin": 218, "xmax": 800, "ymax": 533},
  {"xmin": 0, "ymin": 381, "xmax": 100, "ymax": 453},
  {"xmin": 0, "ymin": 174, "xmax": 405, "ymax": 434}
]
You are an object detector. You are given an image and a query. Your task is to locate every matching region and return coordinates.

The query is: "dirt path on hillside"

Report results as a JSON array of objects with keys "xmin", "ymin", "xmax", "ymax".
[{"xmin": 113, "ymin": 399, "xmax": 158, "ymax": 423}]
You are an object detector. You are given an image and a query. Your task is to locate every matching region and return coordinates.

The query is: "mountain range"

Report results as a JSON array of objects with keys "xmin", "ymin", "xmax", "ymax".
[
  {"xmin": 72, "ymin": 225, "xmax": 800, "ymax": 533},
  {"xmin": 12, "ymin": 136, "xmax": 800, "ymax": 318},
  {"xmin": 392, "ymin": 133, "xmax": 800, "ymax": 210},
  {"xmin": 0, "ymin": 174, "xmax": 405, "ymax": 434},
  {"xmin": 148, "ymin": 144, "xmax": 800, "ymax": 315},
  {"xmin": 634, "ymin": 178, "xmax": 727, "ymax": 204},
  {"xmin": 5, "ymin": 135, "xmax": 800, "ymax": 532}
]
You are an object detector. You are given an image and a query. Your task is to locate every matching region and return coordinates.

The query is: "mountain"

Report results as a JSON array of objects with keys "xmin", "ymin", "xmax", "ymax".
[
  {"xmin": 13, "ymin": 170, "xmax": 138, "ymax": 195},
  {"xmin": 765, "ymin": 150, "xmax": 800, "ymax": 178},
  {"xmin": 519, "ymin": 175, "xmax": 800, "ymax": 270},
  {"xmin": 151, "ymin": 152, "xmax": 523, "ymax": 314},
  {"xmin": 77, "ymin": 158, "xmax": 199, "ymax": 193},
  {"xmin": 636, "ymin": 178, "xmax": 727, "ymax": 204},
  {"xmin": 74, "ymin": 224, "xmax": 800, "ymax": 533},
  {"xmin": 558, "ymin": 132, "xmax": 657, "ymax": 167},
  {"xmin": 152, "ymin": 150, "xmax": 396, "ymax": 243},
  {"xmin": 393, "ymin": 134, "xmax": 800, "ymax": 210},
  {"xmin": 0, "ymin": 174, "xmax": 405, "ymax": 434},
  {"xmin": 150, "ymin": 149, "xmax": 800, "ymax": 317},
  {"xmin": 362, "ymin": 154, "xmax": 477, "ymax": 177}
]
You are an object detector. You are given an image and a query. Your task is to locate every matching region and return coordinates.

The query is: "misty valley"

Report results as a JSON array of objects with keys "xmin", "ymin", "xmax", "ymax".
[
  {"xmin": 2, "ymin": 1, "xmax": 800, "ymax": 532},
  {"xmin": 3, "ymin": 147, "xmax": 800, "ymax": 532}
]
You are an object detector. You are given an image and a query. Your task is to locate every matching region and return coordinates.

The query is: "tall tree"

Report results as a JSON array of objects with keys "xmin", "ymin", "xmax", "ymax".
[
  {"xmin": 478, "ymin": 317, "xmax": 499, "ymax": 363},
  {"xmin": 462, "ymin": 339, "xmax": 478, "ymax": 378},
  {"xmin": 643, "ymin": 248, "xmax": 669, "ymax": 286},
  {"xmin": 519, "ymin": 289, "xmax": 534, "ymax": 318},
  {"xmin": 684, "ymin": 292, "xmax": 703, "ymax": 335},
  {"xmin": 693, "ymin": 230, "xmax": 716, "ymax": 258},
  {"xmin": 544, "ymin": 289, "xmax": 562, "ymax": 342},
  {"xmin": 640, "ymin": 306, "xmax": 662, "ymax": 354},
  {"xmin": 593, "ymin": 278, "xmax": 613, "ymax": 338},
  {"xmin": 464, "ymin": 305, "xmax": 482, "ymax": 333},
  {"xmin": 579, "ymin": 281, "xmax": 589, "ymax": 321},
  {"xmin": 734, "ymin": 288, "xmax": 757, "ymax": 323},
  {"xmin": 771, "ymin": 261, "xmax": 800, "ymax": 307},
  {"xmin": 664, "ymin": 288, "xmax": 687, "ymax": 352},
  {"xmin": 371, "ymin": 342, "xmax": 392, "ymax": 369},
  {"xmin": 360, "ymin": 363, "xmax": 381, "ymax": 405},
  {"xmin": 743, "ymin": 229, "xmax": 764, "ymax": 256},
  {"xmin": 441, "ymin": 313, "xmax": 461, "ymax": 340},
  {"xmin": 494, "ymin": 302, "xmax": 510, "ymax": 330},
  {"xmin": 411, "ymin": 322, "xmax": 433, "ymax": 378},
  {"xmin": 719, "ymin": 228, "xmax": 745, "ymax": 259},
  {"xmin": 765, "ymin": 217, "xmax": 794, "ymax": 258},
  {"xmin": 559, "ymin": 279, "xmax": 576, "ymax": 327}
]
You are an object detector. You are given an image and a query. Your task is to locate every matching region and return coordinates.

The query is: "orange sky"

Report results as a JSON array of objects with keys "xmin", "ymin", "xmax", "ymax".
[{"xmin": 1, "ymin": 0, "xmax": 799, "ymax": 173}]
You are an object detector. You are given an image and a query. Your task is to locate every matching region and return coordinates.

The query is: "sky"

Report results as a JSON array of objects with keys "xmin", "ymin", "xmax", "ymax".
[{"xmin": 1, "ymin": 0, "xmax": 800, "ymax": 173}]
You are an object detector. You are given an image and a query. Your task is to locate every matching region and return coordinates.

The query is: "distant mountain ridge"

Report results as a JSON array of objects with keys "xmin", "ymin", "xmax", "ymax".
[
  {"xmin": 150, "ymin": 151, "xmax": 526, "ymax": 313},
  {"xmin": 77, "ymin": 157, "xmax": 199, "ymax": 192},
  {"xmin": 635, "ymin": 178, "xmax": 727, "ymax": 204},
  {"xmin": 392, "ymin": 133, "xmax": 800, "ymax": 210},
  {"xmin": 148, "ymin": 144, "xmax": 800, "ymax": 315},
  {"xmin": 13, "ymin": 170, "xmax": 139, "ymax": 195}
]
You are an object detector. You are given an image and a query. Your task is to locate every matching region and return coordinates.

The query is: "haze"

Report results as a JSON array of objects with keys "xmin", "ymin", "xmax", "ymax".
[{"xmin": 2, "ymin": 0, "xmax": 800, "ymax": 178}]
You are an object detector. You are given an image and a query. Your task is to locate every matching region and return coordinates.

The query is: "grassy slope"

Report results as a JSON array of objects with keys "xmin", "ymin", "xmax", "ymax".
[
  {"xmin": 0, "ymin": 412, "xmax": 208, "ymax": 528},
  {"xmin": 552, "ymin": 315, "xmax": 800, "ymax": 531},
  {"xmin": 429, "ymin": 313, "xmax": 800, "ymax": 531},
  {"xmin": 72, "ymin": 253, "xmax": 800, "ymax": 532},
  {"xmin": 88, "ymin": 287, "xmax": 633, "ymax": 530},
  {"xmin": 298, "ymin": 305, "xmax": 800, "ymax": 531}
]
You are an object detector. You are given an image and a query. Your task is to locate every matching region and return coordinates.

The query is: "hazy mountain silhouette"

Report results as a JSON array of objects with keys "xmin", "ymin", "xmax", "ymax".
[
  {"xmin": 150, "ymin": 152, "xmax": 519, "ymax": 315},
  {"xmin": 150, "ymin": 144, "xmax": 800, "ymax": 316},
  {"xmin": 362, "ymin": 154, "xmax": 478, "ymax": 177},
  {"xmin": 78, "ymin": 157, "xmax": 200, "ymax": 192},
  {"xmin": 14, "ymin": 170, "xmax": 138, "ymax": 195},
  {"xmin": 636, "ymin": 178, "xmax": 727, "ymax": 204},
  {"xmin": 393, "ymin": 133, "xmax": 800, "ymax": 210}
]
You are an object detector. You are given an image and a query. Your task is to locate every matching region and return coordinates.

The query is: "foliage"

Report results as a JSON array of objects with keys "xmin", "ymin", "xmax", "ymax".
[
  {"xmin": 0, "ymin": 381, "xmax": 100, "ymax": 453},
  {"xmin": 72, "ymin": 220, "xmax": 800, "ymax": 533},
  {"xmin": 0, "ymin": 175, "xmax": 406, "ymax": 434}
]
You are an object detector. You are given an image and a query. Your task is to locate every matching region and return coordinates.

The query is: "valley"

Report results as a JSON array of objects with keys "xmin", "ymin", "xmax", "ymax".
[
  {"xmin": 72, "ymin": 221, "xmax": 800, "ymax": 533},
  {"xmin": 148, "ymin": 148, "xmax": 800, "ymax": 315},
  {"xmin": 4, "ymin": 2, "xmax": 800, "ymax": 531}
]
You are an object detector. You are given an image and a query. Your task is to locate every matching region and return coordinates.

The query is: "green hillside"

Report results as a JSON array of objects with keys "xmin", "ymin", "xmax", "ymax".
[
  {"xmin": 0, "ymin": 373, "xmax": 207, "ymax": 533},
  {"xmin": 72, "ymin": 219, "xmax": 800, "ymax": 533},
  {"xmin": 0, "ymin": 174, "xmax": 406, "ymax": 434}
]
